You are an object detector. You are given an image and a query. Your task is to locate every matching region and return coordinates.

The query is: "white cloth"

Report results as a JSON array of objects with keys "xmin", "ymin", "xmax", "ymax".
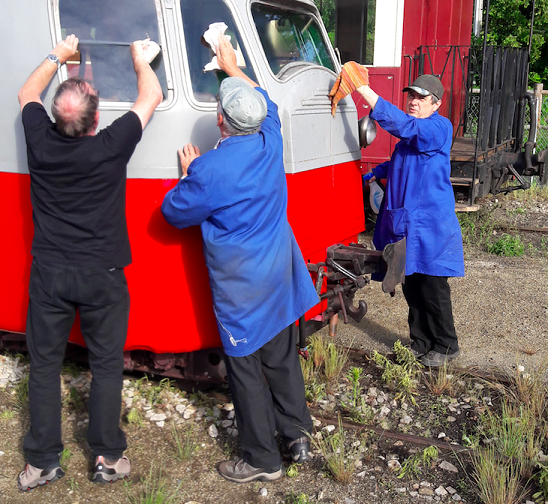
[{"xmin": 203, "ymin": 22, "xmax": 231, "ymax": 72}]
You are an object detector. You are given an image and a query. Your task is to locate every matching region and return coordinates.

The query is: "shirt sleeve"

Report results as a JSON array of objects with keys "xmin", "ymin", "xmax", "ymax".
[
  {"xmin": 100, "ymin": 111, "xmax": 143, "ymax": 161},
  {"xmin": 372, "ymin": 160, "xmax": 389, "ymax": 180},
  {"xmin": 21, "ymin": 102, "xmax": 52, "ymax": 144},
  {"xmin": 370, "ymin": 97, "xmax": 450, "ymax": 154},
  {"xmin": 161, "ymin": 163, "xmax": 212, "ymax": 229}
]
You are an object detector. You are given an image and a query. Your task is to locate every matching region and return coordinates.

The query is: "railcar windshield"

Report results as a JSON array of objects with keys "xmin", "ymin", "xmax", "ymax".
[
  {"xmin": 180, "ymin": 0, "xmax": 258, "ymax": 103},
  {"xmin": 251, "ymin": 2, "xmax": 335, "ymax": 78},
  {"xmin": 58, "ymin": 0, "xmax": 168, "ymax": 102}
]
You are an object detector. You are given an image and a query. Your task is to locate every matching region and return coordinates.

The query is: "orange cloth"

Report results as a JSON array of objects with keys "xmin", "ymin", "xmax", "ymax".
[{"xmin": 328, "ymin": 61, "xmax": 370, "ymax": 116}]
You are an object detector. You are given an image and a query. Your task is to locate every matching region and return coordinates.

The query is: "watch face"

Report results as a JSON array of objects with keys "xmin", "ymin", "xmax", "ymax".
[{"xmin": 47, "ymin": 54, "xmax": 59, "ymax": 65}]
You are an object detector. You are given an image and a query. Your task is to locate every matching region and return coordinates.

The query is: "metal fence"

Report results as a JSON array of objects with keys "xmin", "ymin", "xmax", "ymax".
[{"xmin": 466, "ymin": 90, "xmax": 548, "ymax": 150}]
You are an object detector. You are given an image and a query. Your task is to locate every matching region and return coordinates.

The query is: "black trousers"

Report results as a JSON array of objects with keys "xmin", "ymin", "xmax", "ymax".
[
  {"xmin": 224, "ymin": 325, "xmax": 312, "ymax": 469},
  {"xmin": 23, "ymin": 260, "xmax": 129, "ymax": 468},
  {"xmin": 401, "ymin": 273, "xmax": 459, "ymax": 355}
]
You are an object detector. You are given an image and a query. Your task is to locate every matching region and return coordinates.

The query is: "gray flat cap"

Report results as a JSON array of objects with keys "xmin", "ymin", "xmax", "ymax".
[{"xmin": 219, "ymin": 77, "xmax": 267, "ymax": 132}]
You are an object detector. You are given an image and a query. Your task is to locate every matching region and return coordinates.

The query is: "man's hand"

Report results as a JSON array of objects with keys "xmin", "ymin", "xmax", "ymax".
[
  {"xmin": 51, "ymin": 34, "xmax": 79, "ymax": 65},
  {"xmin": 130, "ymin": 39, "xmax": 163, "ymax": 130},
  {"xmin": 216, "ymin": 34, "xmax": 238, "ymax": 75},
  {"xmin": 178, "ymin": 143, "xmax": 201, "ymax": 177},
  {"xmin": 130, "ymin": 39, "xmax": 148, "ymax": 67},
  {"xmin": 19, "ymin": 34, "xmax": 79, "ymax": 110}
]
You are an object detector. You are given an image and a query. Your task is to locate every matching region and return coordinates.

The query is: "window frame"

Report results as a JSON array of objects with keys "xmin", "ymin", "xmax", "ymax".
[
  {"xmin": 248, "ymin": 0, "xmax": 339, "ymax": 83},
  {"xmin": 49, "ymin": 0, "xmax": 174, "ymax": 110},
  {"xmin": 174, "ymin": 0, "xmax": 264, "ymax": 111}
]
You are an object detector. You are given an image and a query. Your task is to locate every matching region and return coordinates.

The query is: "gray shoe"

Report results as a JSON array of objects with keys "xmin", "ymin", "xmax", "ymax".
[
  {"xmin": 92, "ymin": 455, "xmax": 131, "ymax": 483},
  {"xmin": 410, "ymin": 348, "xmax": 425, "ymax": 359},
  {"xmin": 218, "ymin": 457, "xmax": 283, "ymax": 483},
  {"xmin": 421, "ymin": 349, "xmax": 460, "ymax": 367},
  {"xmin": 18, "ymin": 463, "xmax": 65, "ymax": 491},
  {"xmin": 283, "ymin": 437, "xmax": 312, "ymax": 464}
]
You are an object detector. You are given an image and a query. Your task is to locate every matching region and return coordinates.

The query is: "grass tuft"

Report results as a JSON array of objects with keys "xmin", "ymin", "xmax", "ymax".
[
  {"xmin": 310, "ymin": 416, "xmax": 362, "ymax": 483},
  {"xmin": 126, "ymin": 464, "xmax": 183, "ymax": 504},
  {"xmin": 171, "ymin": 424, "xmax": 197, "ymax": 462}
]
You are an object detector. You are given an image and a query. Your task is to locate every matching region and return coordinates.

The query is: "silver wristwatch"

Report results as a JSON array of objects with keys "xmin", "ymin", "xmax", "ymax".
[{"xmin": 46, "ymin": 53, "xmax": 61, "ymax": 68}]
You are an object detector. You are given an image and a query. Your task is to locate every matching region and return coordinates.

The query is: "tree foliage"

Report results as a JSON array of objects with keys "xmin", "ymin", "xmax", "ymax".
[
  {"xmin": 475, "ymin": 0, "xmax": 548, "ymax": 85},
  {"xmin": 314, "ymin": 0, "xmax": 336, "ymax": 44}
]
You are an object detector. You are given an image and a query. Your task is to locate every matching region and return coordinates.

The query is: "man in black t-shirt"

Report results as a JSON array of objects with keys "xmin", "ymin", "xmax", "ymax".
[{"xmin": 17, "ymin": 34, "xmax": 162, "ymax": 492}]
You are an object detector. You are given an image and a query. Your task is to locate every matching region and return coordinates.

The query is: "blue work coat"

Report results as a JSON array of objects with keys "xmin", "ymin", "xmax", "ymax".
[
  {"xmin": 161, "ymin": 88, "xmax": 319, "ymax": 357},
  {"xmin": 370, "ymin": 97, "xmax": 464, "ymax": 278}
]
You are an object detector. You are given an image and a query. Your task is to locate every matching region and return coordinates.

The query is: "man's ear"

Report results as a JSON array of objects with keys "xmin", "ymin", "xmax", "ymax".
[
  {"xmin": 217, "ymin": 113, "xmax": 223, "ymax": 128},
  {"xmin": 433, "ymin": 100, "xmax": 442, "ymax": 112},
  {"xmin": 93, "ymin": 110, "xmax": 100, "ymax": 131}
]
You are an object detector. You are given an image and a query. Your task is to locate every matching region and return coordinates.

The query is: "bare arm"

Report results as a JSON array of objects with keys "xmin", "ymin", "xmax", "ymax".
[
  {"xmin": 356, "ymin": 85, "xmax": 379, "ymax": 111},
  {"xmin": 130, "ymin": 40, "xmax": 163, "ymax": 130},
  {"xmin": 18, "ymin": 35, "xmax": 79, "ymax": 111},
  {"xmin": 216, "ymin": 35, "xmax": 258, "ymax": 88}
]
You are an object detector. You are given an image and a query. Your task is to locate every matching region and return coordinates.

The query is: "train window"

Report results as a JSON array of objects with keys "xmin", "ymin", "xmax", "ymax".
[
  {"xmin": 57, "ymin": 0, "xmax": 168, "ymax": 103},
  {"xmin": 180, "ymin": 0, "xmax": 257, "ymax": 103},
  {"xmin": 336, "ymin": 0, "xmax": 376, "ymax": 65},
  {"xmin": 251, "ymin": 3, "xmax": 335, "ymax": 77}
]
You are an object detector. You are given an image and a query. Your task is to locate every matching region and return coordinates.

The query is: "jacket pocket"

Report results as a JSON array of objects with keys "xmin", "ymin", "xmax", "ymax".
[{"xmin": 383, "ymin": 207, "xmax": 407, "ymax": 240}]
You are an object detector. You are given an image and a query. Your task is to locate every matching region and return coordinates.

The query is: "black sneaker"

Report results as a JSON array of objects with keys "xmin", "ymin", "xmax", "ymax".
[
  {"xmin": 218, "ymin": 457, "xmax": 283, "ymax": 483},
  {"xmin": 92, "ymin": 455, "xmax": 131, "ymax": 483},
  {"xmin": 283, "ymin": 437, "xmax": 312, "ymax": 464},
  {"xmin": 18, "ymin": 463, "xmax": 65, "ymax": 491}
]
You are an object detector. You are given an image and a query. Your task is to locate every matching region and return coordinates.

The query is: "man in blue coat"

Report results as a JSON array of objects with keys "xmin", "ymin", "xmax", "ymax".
[
  {"xmin": 161, "ymin": 35, "xmax": 319, "ymax": 483},
  {"xmin": 357, "ymin": 74, "xmax": 464, "ymax": 367}
]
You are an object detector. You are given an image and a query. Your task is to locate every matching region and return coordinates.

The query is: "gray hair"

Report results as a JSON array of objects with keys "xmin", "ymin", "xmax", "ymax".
[
  {"xmin": 217, "ymin": 102, "xmax": 261, "ymax": 136},
  {"xmin": 51, "ymin": 77, "xmax": 99, "ymax": 137},
  {"xmin": 431, "ymin": 95, "xmax": 440, "ymax": 105}
]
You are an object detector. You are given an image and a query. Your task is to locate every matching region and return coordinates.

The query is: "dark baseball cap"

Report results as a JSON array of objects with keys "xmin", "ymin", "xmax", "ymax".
[{"xmin": 402, "ymin": 74, "xmax": 444, "ymax": 100}]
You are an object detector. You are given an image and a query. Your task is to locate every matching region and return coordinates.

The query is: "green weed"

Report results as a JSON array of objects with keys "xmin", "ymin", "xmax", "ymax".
[
  {"xmin": 340, "ymin": 367, "xmax": 374, "ymax": 424},
  {"xmin": 398, "ymin": 446, "xmax": 438, "ymax": 479},
  {"xmin": 285, "ymin": 492, "xmax": 313, "ymax": 504},
  {"xmin": 171, "ymin": 424, "xmax": 197, "ymax": 462},
  {"xmin": 300, "ymin": 334, "xmax": 348, "ymax": 402},
  {"xmin": 370, "ymin": 341, "xmax": 421, "ymax": 405},
  {"xmin": 66, "ymin": 476, "xmax": 79, "ymax": 491},
  {"xmin": 127, "ymin": 408, "xmax": 144, "ymax": 426},
  {"xmin": 0, "ymin": 409, "xmax": 16, "ymax": 420},
  {"xmin": 472, "ymin": 445, "xmax": 528, "ymax": 504},
  {"xmin": 14, "ymin": 374, "xmax": 29, "ymax": 409},
  {"xmin": 310, "ymin": 416, "xmax": 362, "ymax": 483},
  {"xmin": 126, "ymin": 465, "xmax": 183, "ymax": 504},
  {"xmin": 286, "ymin": 463, "xmax": 299, "ymax": 478},
  {"xmin": 60, "ymin": 447, "xmax": 72, "ymax": 472},
  {"xmin": 533, "ymin": 462, "xmax": 548, "ymax": 503},
  {"xmin": 486, "ymin": 234, "xmax": 524, "ymax": 256}
]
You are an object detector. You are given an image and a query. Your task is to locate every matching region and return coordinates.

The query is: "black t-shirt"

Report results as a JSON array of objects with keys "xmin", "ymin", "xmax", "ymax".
[{"xmin": 22, "ymin": 102, "xmax": 142, "ymax": 268}]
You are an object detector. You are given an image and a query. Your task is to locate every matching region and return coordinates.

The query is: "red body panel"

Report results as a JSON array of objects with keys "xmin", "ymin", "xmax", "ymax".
[
  {"xmin": 358, "ymin": 0, "xmax": 474, "ymax": 174},
  {"xmin": 0, "ymin": 160, "xmax": 363, "ymax": 352}
]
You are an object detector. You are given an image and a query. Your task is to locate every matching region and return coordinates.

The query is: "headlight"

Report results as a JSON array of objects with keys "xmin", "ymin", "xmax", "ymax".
[{"xmin": 358, "ymin": 116, "xmax": 377, "ymax": 148}]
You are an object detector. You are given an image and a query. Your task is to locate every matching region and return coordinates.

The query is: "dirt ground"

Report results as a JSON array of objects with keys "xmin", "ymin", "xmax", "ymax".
[{"xmin": 0, "ymin": 192, "xmax": 547, "ymax": 504}]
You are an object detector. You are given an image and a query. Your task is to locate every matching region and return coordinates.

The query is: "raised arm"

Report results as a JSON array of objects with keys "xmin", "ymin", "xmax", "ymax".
[
  {"xmin": 216, "ymin": 35, "xmax": 258, "ymax": 88},
  {"xmin": 129, "ymin": 40, "xmax": 163, "ymax": 130},
  {"xmin": 355, "ymin": 85, "xmax": 379, "ymax": 111},
  {"xmin": 18, "ymin": 35, "xmax": 79, "ymax": 111}
]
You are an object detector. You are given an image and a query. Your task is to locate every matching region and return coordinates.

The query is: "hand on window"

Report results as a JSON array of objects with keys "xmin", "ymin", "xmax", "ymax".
[
  {"xmin": 178, "ymin": 143, "xmax": 201, "ymax": 178},
  {"xmin": 52, "ymin": 34, "xmax": 79, "ymax": 65},
  {"xmin": 216, "ymin": 34, "xmax": 238, "ymax": 75}
]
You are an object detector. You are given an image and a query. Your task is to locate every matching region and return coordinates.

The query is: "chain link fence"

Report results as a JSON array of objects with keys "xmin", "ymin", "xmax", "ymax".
[
  {"xmin": 463, "ymin": 90, "xmax": 547, "ymax": 187},
  {"xmin": 465, "ymin": 90, "xmax": 548, "ymax": 150}
]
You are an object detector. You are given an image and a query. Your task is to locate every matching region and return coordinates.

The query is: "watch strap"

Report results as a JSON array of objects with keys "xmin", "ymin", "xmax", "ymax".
[{"xmin": 46, "ymin": 53, "xmax": 61, "ymax": 68}]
